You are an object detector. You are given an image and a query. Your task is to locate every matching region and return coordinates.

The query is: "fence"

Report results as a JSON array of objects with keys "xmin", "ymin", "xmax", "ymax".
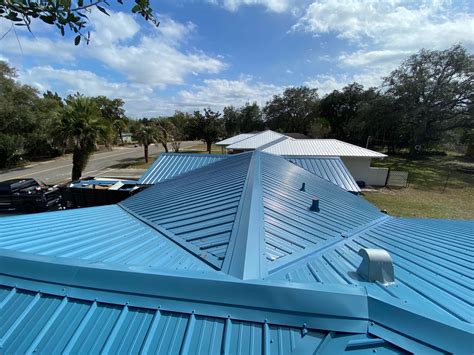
[{"xmin": 386, "ymin": 170, "xmax": 409, "ymax": 187}]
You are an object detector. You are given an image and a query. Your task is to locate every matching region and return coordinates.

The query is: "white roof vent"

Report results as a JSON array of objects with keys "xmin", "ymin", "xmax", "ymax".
[{"xmin": 357, "ymin": 248, "xmax": 394, "ymax": 284}]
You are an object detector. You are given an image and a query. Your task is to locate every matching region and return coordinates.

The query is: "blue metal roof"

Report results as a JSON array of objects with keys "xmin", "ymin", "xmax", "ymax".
[
  {"xmin": 139, "ymin": 152, "xmax": 360, "ymax": 192},
  {"xmin": 0, "ymin": 151, "xmax": 472, "ymax": 354},
  {"xmin": 138, "ymin": 153, "xmax": 229, "ymax": 184},
  {"xmin": 0, "ymin": 284, "xmax": 405, "ymax": 354},
  {"xmin": 122, "ymin": 153, "xmax": 252, "ymax": 268},
  {"xmin": 0, "ymin": 205, "xmax": 214, "ymax": 272},
  {"xmin": 284, "ymin": 156, "xmax": 360, "ymax": 193},
  {"xmin": 268, "ymin": 217, "xmax": 474, "ymax": 327}
]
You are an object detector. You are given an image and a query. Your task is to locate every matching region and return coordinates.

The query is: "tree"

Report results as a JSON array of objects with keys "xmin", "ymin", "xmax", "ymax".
[
  {"xmin": 54, "ymin": 94, "xmax": 112, "ymax": 180},
  {"xmin": 153, "ymin": 119, "xmax": 172, "ymax": 153},
  {"xmin": 168, "ymin": 111, "xmax": 191, "ymax": 152},
  {"xmin": 1, "ymin": 1, "xmax": 159, "ymax": 45},
  {"xmin": 93, "ymin": 96, "xmax": 127, "ymax": 144},
  {"xmin": 384, "ymin": 45, "xmax": 473, "ymax": 155},
  {"xmin": 319, "ymin": 83, "xmax": 365, "ymax": 142},
  {"xmin": 0, "ymin": 61, "xmax": 63, "ymax": 167},
  {"xmin": 223, "ymin": 102, "xmax": 264, "ymax": 136},
  {"xmin": 263, "ymin": 87, "xmax": 319, "ymax": 134},
  {"xmin": 132, "ymin": 121, "xmax": 159, "ymax": 163},
  {"xmin": 223, "ymin": 106, "xmax": 240, "ymax": 137},
  {"xmin": 189, "ymin": 108, "xmax": 224, "ymax": 153}
]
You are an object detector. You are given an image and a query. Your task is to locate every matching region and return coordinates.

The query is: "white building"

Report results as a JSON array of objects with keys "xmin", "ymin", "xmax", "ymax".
[{"xmin": 217, "ymin": 130, "xmax": 388, "ymax": 186}]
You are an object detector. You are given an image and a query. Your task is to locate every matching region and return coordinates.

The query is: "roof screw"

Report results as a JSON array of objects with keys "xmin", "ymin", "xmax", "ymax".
[
  {"xmin": 300, "ymin": 182, "xmax": 306, "ymax": 192},
  {"xmin": 310, "ymin": 198, "xmax": 320, "ymax": 212}
]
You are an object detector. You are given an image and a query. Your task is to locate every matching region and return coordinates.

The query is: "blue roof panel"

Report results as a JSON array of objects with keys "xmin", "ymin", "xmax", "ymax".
[
  {"xmin": 261, "ymin": 154, "xmax": 382, "ymax": 266},
  {"xmin": 138, "ymin": 153, "xmax": 229, "ymax": 184},
  {"xmin": 0, "ymin": 285, "xmax": 406, "ymax": 354},
  {"xmin": 122, "ymin": 153, "xmax": 253, "ymax": 267},
  {"xmin": 268, "ymin": 216, "xmax": 474, "ymax": 327},
  {"xmin": 284, "ymin": 156, "xmax": 361, "ymax": 192},
  {"xmin": 0, "ymin": 205, "xmax": 214, "ymax": 272}
]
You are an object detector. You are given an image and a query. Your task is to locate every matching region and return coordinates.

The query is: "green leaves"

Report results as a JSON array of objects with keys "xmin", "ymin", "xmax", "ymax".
[{"xmin": 0, "ymin": 0, "xmax": 159, "ymax": 44}]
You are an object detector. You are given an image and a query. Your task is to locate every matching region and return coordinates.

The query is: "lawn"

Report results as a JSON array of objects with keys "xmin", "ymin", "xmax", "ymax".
[
  {"xmin": 180, "ymin": 143, "xmax": 223, "ymax": 154},
  {"xmin": 363, "ymin": 154, "xmax": 474, "ymax": 220}
]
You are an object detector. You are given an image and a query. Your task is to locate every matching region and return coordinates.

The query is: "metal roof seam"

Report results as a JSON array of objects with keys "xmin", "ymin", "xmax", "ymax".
[
  {"xmin": 268, "ymin": 216, "xmax": 392, "ymax": 276},
  {"xmin": 117, "ymin": 203, "xmax": 223, "ymax": 270}
]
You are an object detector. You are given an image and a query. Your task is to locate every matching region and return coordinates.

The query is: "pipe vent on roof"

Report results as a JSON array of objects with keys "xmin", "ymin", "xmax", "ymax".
[
  {"xmin": 300, "ymin": 182, "xmax": 306, "ymax": 192},
  {"xmin": 310, "ymin": 198, "xmax": 320, "ymax": 211},
  {"xmin": 357, "ymin": 248, "xmax": 394, "ymax": 284}
]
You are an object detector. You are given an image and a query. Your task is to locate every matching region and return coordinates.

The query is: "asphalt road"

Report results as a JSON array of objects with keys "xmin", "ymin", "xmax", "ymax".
[{"xmin": 0, "ymin": 142, "xmax": 197, "ymax": 184}]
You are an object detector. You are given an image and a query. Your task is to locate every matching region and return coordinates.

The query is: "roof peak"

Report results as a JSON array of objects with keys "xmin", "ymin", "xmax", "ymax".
[{"xmin": 124, "ymin": 151, "xmax": 382, "ymax": 279}]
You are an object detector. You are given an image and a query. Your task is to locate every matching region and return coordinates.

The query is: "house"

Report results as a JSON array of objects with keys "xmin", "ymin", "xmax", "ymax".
[
  {"xmin": 0, "ymin": 151, "xmax": 471, "ymax": 353},
  {"xmin": 140, "ymin": 152, "xmax": 361, "ymax": 192},
  {"xmin": 220, "ymin": 130, "xmax": 388, "ymax": 186}
]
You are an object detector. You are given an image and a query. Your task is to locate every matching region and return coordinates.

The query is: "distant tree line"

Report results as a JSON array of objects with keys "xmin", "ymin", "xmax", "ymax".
[{"xmin": 1, "ymin": 44, "xmax": 472, "ymax": 179}]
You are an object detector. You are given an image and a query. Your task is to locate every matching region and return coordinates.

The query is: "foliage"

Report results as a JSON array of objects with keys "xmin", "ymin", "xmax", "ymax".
[
  {"xmin": 188, "ymin": 108, "xmax": 224, "ymax": 153},
  {"xmin": 0, "ymin": 61, "xmax": 63, "ymax": 168},
  {"xmin": 384, "ymin": 44, "xmax": 473, "ymax": 155},
  {"xmin": 223, "ymin": 102, "xmax": 264, "ymax": 136},
  {"xmin": 131, "ymin": 121, "xmax": 159, "ymax": 163},
  {"xmin": 263, "ymin": 87, "xmax": 320, "ymax": 135},
  {"xmin": 168, "ymin": 111, "xmax": 192, "ymax": 152},
  {"xmin": 54, "ymin": 94, "xmax": 112, "ymax": 180},
  {"xmin": 0, "ymin": 0, "xmax": 159, "ymax": 45},
  {"xmin": 93, "ymin": 96, "xmax": 128, "ymax": 144}
]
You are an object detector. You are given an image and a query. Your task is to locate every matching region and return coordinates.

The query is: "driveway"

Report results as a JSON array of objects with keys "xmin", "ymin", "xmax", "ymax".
[{"xmin": 0, "ymin": 142, "xmax": 197, "ymax": 184}]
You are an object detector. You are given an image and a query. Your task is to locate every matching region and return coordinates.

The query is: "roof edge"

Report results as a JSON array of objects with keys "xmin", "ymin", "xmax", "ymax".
[{"xmin": 0, "ymin": 249, "xmax": 369, "ymax": 334}]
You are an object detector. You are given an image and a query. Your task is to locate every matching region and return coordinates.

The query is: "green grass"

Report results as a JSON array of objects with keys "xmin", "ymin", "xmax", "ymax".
[
  {"xmin": 363, "ymin": 154, "xmax": 474, "ymax": 219},
  {"xmin": 180, "ymin": 143, "xmax": 223, "ymax": 154}
]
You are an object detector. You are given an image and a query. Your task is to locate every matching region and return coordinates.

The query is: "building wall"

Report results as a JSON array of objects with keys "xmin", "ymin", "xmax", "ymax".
[{"xmin": 341, "ymin": 157, "xmax": 388, "ymax": 186}]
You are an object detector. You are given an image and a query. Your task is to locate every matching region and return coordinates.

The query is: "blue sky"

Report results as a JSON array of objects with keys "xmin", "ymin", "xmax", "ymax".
[{"xmin": 0, "ymin": 0, "xmax": 472, "ymax": 117}]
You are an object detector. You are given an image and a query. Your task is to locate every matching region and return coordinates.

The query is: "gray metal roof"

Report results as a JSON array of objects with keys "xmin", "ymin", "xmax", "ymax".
[
  {"xmin": 263, "ymin": 139, "xmax": 387, "ymax": 158},
  {"xmin": 216, "ymin": 133, "xmax": 256, "ymax": 146},
  {"xmin": 226, "ymin": 130, "xmax": 289, "ymax": 150}
]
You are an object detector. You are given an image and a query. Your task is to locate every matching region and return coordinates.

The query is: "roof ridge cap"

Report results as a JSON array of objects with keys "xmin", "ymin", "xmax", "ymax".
[{"xmin": 222, "ymin": 152, "xmax": 267, "ymax": 280}]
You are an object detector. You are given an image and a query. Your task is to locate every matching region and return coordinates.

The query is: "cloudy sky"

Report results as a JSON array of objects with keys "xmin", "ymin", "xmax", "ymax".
[{"xmin": 1, "ymin": 0, "xmax": 472, "ymax": 117}]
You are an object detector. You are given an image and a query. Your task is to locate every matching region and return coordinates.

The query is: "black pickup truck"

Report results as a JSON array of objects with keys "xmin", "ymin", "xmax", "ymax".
[{"xmin": 0, "ymin": 178, "xmax": 62, "ymax": 213}]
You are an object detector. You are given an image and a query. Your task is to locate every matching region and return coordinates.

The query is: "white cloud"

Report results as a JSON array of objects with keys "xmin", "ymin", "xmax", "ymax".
[
  {"xmin": 0, "ymin": 11, "xmax": 226, "ymax": 88},
  {"xmin": 304, "ymin": 74, "xmax": 352, "ymax": 95},
  {"xmin": 19, "ymin": 65, "xmax": 284, "ymax": 116},
  {"xmin": 210, "ymin": 0, "xmax": 303, "ymax": 13},
  {"xmin": 177, "ymin": 77, "xmax": 285, "ymax": 110},
  {"xmin": 295, "ymin": 1, "xmax": 474, "ymax": 79}
]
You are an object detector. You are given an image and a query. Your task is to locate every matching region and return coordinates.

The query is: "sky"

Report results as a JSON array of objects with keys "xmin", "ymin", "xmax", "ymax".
[{"xmin": 0, "ymin": 0, "xmax": 473, "ymax": 117}]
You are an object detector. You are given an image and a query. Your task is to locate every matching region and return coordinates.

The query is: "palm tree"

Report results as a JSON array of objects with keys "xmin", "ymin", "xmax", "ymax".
[
  {"xmin": 55, "ymin": 94, "xmax": 112, "ymax": 180},
  {"xmin": 132, "ymin": 122, "xmax": 159, "ymax": 163},
  {"xmin": 113, "ymin": 116, "xmax": 128, "ymax": 144}
]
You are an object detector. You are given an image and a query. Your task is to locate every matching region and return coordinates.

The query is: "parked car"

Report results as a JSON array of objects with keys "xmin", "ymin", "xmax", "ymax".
[{"xmin": 0, "ymin": 178, "xmax": 62, "ymax": 213}]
